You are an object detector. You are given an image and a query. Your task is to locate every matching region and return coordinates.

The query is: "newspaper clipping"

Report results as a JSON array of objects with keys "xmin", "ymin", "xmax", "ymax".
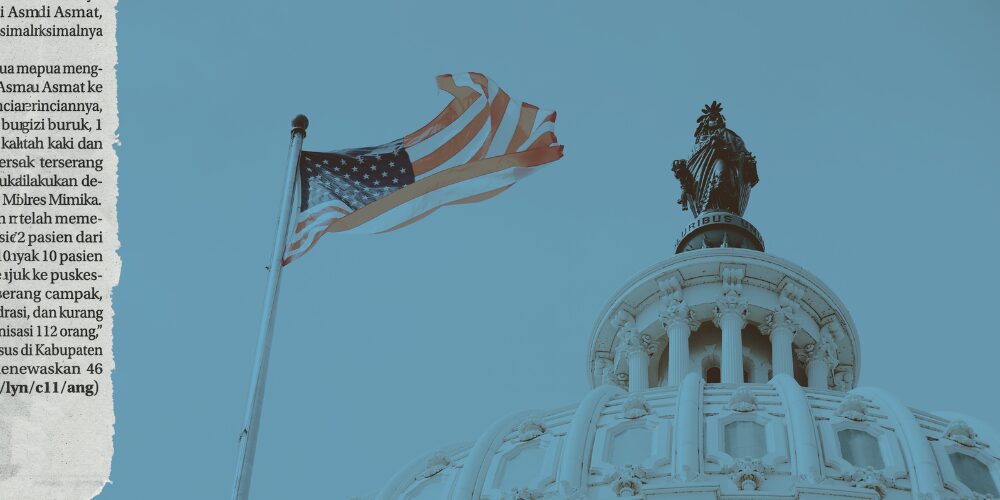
[{"xmin": 0, "ymin": 0, "xmax": 117, "ymax": 498}]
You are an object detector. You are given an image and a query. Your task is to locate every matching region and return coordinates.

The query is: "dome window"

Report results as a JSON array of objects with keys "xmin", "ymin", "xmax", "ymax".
[
  {"xmin": 837, "ymin": 429, "xmax": 884, "ymax": 469},
  {"xmin": 724, "ymin": 421, "xmax": 766, "ymax": 459},
  {"xmin": 609, "ymin": 427, "xmax": 653, "ymax": 466},
  {"xmin": 495, "ymin": 444, "xmax": 545, "ymax": 490},
  {"xmin": 949, "ymin": 452, "xmax": 1000, "ymax": 497}
]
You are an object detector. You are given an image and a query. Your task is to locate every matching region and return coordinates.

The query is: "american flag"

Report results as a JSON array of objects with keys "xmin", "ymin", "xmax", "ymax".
[{"xmin": 282, "ymin": 72, "xmax": 564, "ymax": 265}]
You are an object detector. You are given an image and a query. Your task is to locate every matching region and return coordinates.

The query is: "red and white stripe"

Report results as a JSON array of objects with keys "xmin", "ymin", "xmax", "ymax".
[{"xmin": 283, "ymin": 72, "xmax": 563, "ymax": 265}]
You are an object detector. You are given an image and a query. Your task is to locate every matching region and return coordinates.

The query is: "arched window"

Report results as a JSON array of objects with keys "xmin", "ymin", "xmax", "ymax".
[
  {"xmin": 706, "ymin": 366, "xmax": 721, "ymax": 383},
  {"xmin": 949, "ymin": 452, "xmax": 999, "ymax": 497},
  {"xmin": 837, "ymin": 429, "xmax": 884, "ymax": 469},
  {"xmin": 724, "ymin": 421, "xmax": 766, "ymax": 459}
]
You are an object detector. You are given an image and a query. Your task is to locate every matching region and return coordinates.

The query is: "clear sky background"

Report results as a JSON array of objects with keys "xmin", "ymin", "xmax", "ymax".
[{"xmin": 104, "ymin": 1, "xmax": 1000, "ymax": 498}]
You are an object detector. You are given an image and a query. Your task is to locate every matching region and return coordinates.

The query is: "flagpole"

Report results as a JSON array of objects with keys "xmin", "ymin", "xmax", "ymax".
[{"xmin": 232, "ymin": 114, "xmax": 308, "ymax": 500}]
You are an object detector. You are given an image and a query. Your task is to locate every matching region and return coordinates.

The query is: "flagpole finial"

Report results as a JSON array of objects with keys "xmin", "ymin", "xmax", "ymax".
[{"xmin": 291, "ymin": 114, "xmax": 309, "ymax": 138}]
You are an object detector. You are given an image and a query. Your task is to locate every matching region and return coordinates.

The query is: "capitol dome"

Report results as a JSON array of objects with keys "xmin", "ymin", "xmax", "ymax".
[{"xmin": 362, "ymin": 104, "xmax": 1000, "ymax": 500}]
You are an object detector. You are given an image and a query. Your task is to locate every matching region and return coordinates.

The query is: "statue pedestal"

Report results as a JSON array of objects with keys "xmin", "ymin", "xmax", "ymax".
[{"xmin": 674, "ymin": 211, "xmax": 764, "ymax": 253}]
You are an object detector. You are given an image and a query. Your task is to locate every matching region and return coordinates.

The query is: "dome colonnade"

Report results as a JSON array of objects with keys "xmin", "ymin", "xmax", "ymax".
[{"xmin": 589, "ymin": 249, "xmax": 857, "ymax": 394}]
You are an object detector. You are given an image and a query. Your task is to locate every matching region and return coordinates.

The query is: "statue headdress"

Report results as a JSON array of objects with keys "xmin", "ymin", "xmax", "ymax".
[{"xmin": 695, "ymin": 101, "xmax": 727, "ymax": 137}]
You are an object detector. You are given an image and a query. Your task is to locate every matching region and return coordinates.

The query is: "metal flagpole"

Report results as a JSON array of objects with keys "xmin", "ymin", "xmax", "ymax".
[{"xmin": 232, "ymin": 114, "xmax": 309, "ymax": 500}]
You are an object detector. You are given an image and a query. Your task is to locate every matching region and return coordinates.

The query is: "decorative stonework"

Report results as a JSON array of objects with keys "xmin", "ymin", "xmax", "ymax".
[
  {"xmin": 836, "ymin": 394, "xmax": 868, "ymax": 421},
  {"xmin": 659, "ymin": 300, "xmax": 699, "ymax": 331},
  {"xmin": 617, "ymin": 328, "xmax": 656, "ymax": 358},
  {"xmin": 602, "ymin": 365, "xmax": 625, "ymax": 388},
  {"xmin": 818, "ymin": 322, "xmax": 843, "ymax": 382},
  {"xmin": 825, "ymin": 317, "xmax": 845, "ymax": 339},
  {"xmin": 623, "ymin": 396, "xmax": 651, "ymax": 419},
  {"xmin": 597, "ymin": 357, "xmax": 626, "ymax": 389},
  {"xmin": 612, "ymin": 309, "xmax": 636, "ymax": 332},
  {"xmin": 418, "ymin": 451, "xmax": 450, "ymax": 478},
  {"xmin": 611, "ymin": 464, "xmax": 648, "ymax": 497},
  {"xmin": 778, "ymin": 280, "xmax": 805, "ymax": 308},
  {"xmin": 514, "ymin": 416, "xmax": 546, "ymax": 442},
  {"xmin": 723, "ymin": 457, "xmax": 772, "ymax": 491},
  {"xmin": 834, "ymin": 466, "xmax": 896, "ymax": 499},
  {"xmin": 760, "ymin": 283, "xmax": 799, "ymax": 332},
  {"xmin": 597, "ymin": 358, "xmax": 614, "ymax": 385},
  {"xmin": 657, "ymin": 274, "xmax": 684, "ymax": 301},
  {"xmin": 714, "ymin": 294, "xmax": 748, "ymax": 326},
  {"xmin": 720, "ymin": 265, "xmax": 745, "ymax": 295},
  {"xmin": 727, "ymin": 387, "xmax": 758, "ymax": 412},
  {"xmin": 817, "ymin": 331, "xmax": 839, "ymax": 363},
  {"xmin": 796, "ymin": 330, "xmax": 838, "ymax": 379},
  {"xmin": 615, "ymin": 372, "xmax": 629, "ymax": 388},
  {"xmin": 657, "ymin": 275, "xmax": 701, "ymax": 331},
  {"xmin": 714, "ymin": 266, "xmax": 748, "ymax": 327},
  {"xmin": 794, "ymin": 343, "xmax": 818, "ymax": 365},
  {"xmin": 796, "ymin": 340, "xmax": 838, "ymax": 389},
  {"xmin": 612, "ymin": 309, "xmax": 654, "ymax": 362},
  {"xmin": 944, "ymin": 420, "xmax": 987, "ymax": 448},
  {"xmin": 556, "ymin": 481, "xmax": 588, "ymax": 500},
  {"xmin": 501, "ymin": 487, "xmax": 541, "ymax": 500},
  {"xmin": 760, "ymin": 309, "xmax": 797, "ymax": 337},
  {"xmin": 832, "ymin": 365, "xmax": 855, "ymax": 392}
]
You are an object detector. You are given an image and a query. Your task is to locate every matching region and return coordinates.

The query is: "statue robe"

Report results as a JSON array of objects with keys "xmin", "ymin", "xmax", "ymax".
[{"xmin": 685, "ymin": 128, "xmax": 758, "ymax": 215}]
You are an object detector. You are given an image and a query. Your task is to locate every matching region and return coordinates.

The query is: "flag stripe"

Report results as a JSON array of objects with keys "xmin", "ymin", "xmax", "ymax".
[
  {"xmin": 468, "ymin": 72, "xmax": 490, "ymax": 92},
  {"xmin": 405, "ymin": 95, "xmax": 486, "ymax": 164},
  {"xmin": 411, "ymin": 103, "xmax": 490, "ymax": 176},
  {"xmin": 285, "ymin": 145, "xmax": 562, "ymax": 256},
  {"xmin": 518, "ymin": 114, "xmax": 556, "ymax": 152},
  {"xmin": 484, "ymin": 98, "xmax": 524, "ymax": 158},
  {"xmin": 470, "ymin": 89, "xmax": 511, "ymax": 161},
  {"xmin": 505, "ymin": 104, "xmax": 539, "ymax": 154},
  {"xmin": 403, "ymin": 74, "xmax": 481, "ymax": 148},
  {"xmin": 413, "ymin": 113, "xmax": 493, "ymax": 182},
  {"xmin": 322, "ymin": 146, "xmax": 561, "ymax": 233},
  {"xmin": 294, "ymin": 201, "xmax": 353, "ymax": 233},
  {"xmin": 284, "ymin": 167, "xmax": 533, "ymax": 265},
  {"xmin": 376, "ymin": 183, "xmax": 515, "ymax": 234},
  {"xmin": 524, "ymin": 131, "xmax": 557, "ymax": 152}
]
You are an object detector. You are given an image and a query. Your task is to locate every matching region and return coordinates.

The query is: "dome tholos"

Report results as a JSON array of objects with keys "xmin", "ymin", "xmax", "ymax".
[{"xmin": 361, "ymin": 248, "xmax": 1000, "ymax": 500}]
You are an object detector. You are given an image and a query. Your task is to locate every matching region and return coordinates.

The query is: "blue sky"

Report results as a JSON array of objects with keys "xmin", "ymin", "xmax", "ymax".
[{"xmin": 106, "ymin": 1, "xmax": 999, "ymax": 498}]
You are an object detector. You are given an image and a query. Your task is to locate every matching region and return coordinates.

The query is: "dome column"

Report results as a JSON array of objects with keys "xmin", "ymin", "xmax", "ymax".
[
  {"xmin": 613, "ymin": 310, "xmax": 653, "ymax": 392},
  {"xmin": 714, "ymin": 266, "xmax": 748, "ymax": 384},
  {"xmin": 657, "ymin": 275, "xmax": 701, "ymax": 387},
  {"xmin": 661, "ymin": 307, "xmax": 699, "ymax": 387},
  {"xmin": 761, "ymin": 281, "xmax": 804, "ymax": 379},
  {"xmin": 761, "ymin": 312, "xmax": 797, "ymax": 378},
  {"xmin": 796, "ymin": 329, "xmax": 838, "ymax": 390}
]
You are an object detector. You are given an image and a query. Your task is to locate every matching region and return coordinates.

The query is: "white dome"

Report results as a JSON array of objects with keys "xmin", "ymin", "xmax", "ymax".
[
  {"xmin": 363, "ymin": 247, "xmax": 1000, "ymax": 499},
  {"xmin": 361, "ymin": 100, "xmax": 999, "ymax": 498},
  {"xmin": 369, "ymin": 379, "xmax": 1000, "ymax": 499}
]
